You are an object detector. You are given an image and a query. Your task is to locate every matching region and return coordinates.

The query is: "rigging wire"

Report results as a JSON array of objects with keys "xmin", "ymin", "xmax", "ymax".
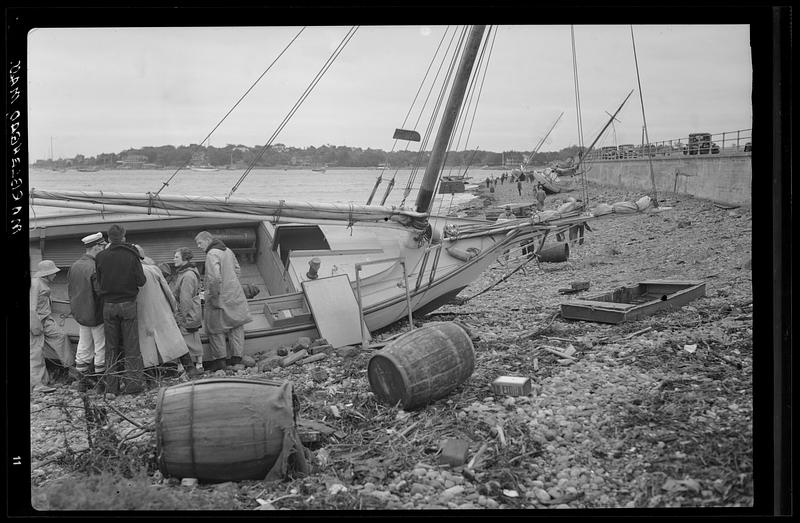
[
  {"xmin": 442, "ymin": 25, "xmax": 496, "ymax": 184},
  {"xmin": 630, "ymin": 25, "xmax": 659, "ymax": 207},
  {"xmin": 382, "ymin": 27, "xmax": 461, "ymax": 206},
  {"xmin": 227, "ymin": 26, "xmax": 359, "ymax": 199},
  {"xmin": 154, "ymin": 26, "xmax": 306, "ymax": 197},
  {"xmin": 370, "ymin": 26, "xmax": 451, "ymax": 205},
  {"xmin": 400, "ymin": 26, "xmax": 467, "ymax": 206},
  {"xmin": 429, "ymin": 27, "xmax": 494, "ymax": 235},
  {"xmin": 570, "ymin": 25, "xmax": 589, "ymax": 207}
]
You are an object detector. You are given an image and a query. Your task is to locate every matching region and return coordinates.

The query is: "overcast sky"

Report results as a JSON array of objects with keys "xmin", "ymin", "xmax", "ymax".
[{"xmin": 27, "ymin": 24, "xmax": 752, "ymax": 161}]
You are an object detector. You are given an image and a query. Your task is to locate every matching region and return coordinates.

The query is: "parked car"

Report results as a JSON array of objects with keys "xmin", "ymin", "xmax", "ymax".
[
  {"xmin": 744, "ymin": 142, "xmax": 752, "ymax": 152},
  {"xmin": 618, "ymin": 144, "xmax": 637, "ymax": 159},
  {"xmin": 687, "ymin": 133, "xmax": 720, "ymax": 155},
  {"xmin": 600, "ymin": 146, "xmax": 618, "ymax": 160}
]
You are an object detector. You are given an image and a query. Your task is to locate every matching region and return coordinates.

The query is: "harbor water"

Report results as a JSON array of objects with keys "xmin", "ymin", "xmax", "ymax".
[{"xmin": 29, "ymin": 167, "xmax": 507, "ymax": 218}]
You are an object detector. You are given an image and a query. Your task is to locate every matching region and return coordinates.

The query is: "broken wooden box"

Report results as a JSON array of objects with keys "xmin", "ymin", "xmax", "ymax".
[
  {"xmin": 560, "ymin": 280, "xmax": 705, "ymax": 324},
  {"xmin": 491, "ymin": 376, "xmax": 532, "ymax": 397}
]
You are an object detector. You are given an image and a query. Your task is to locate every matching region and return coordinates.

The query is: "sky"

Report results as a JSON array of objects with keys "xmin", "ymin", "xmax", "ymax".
[{"xmin": 26, "ymin": 24, "xmax": 752, "ymax": 161}]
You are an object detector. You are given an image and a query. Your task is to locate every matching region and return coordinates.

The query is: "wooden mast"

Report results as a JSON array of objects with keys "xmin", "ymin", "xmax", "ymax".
[{"xmin": 414, "ymin": 25, "xmax": 486, "ymax": 214}]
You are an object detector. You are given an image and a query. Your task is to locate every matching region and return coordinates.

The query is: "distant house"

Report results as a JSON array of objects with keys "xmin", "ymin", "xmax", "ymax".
[
  {"xmin": 118, "ymin": 154, "xmax": 148, "ymax": 169},
  {"xmin": 501, "ymin": 152, "xmax": 524, "ymax": 167}
]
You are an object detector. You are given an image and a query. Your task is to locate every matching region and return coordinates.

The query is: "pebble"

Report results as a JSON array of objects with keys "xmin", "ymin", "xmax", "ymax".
[
  {"xmin": 410, "ymin": 483, "xmax": 429, "ymax": 496},
  {"xmin": 443, "ymin": 485, "xmax": 465, "ymax": 498},
  {"xmin": 533, "ymin": 488, "xmax": 551, "ymax": 503}
]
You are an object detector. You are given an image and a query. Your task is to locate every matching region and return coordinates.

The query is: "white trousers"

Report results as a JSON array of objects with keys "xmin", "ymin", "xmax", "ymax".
[{"xmin": 76, "ymin": 324, "xmax": 106, "ymax": 372}]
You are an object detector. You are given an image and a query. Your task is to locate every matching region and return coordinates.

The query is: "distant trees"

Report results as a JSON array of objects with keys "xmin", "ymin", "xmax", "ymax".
[{"xmin": 39, "ymin": 144, "xmax": 586, "ymax": 169}]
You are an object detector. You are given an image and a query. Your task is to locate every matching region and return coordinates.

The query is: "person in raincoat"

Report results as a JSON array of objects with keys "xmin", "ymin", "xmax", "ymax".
[
  {"xmin": 30, "ymin": 260, "xmax": 75, "ymax": 393},
  {"xmin": 134, "ymin": 246, "xmax": 201, "ymax": 379},
  {"xmin": 195, "ymin": 230, "xmax": 253, "ymax": 371},
  {"xmin": 170, "ymin": 247, "xmax": 204, "ymax": 371}
]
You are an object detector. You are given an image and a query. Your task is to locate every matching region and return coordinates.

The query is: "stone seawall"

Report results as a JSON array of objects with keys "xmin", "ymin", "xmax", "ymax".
[{"xmin": 584, "ymin": 154, "xmax": 751, "ymax": 205}]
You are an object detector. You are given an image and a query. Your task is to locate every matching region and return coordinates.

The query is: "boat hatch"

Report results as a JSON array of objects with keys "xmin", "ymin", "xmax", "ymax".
[{"xmin": 273, "ymin": 225, "xmax": 331, "ymax": 267}]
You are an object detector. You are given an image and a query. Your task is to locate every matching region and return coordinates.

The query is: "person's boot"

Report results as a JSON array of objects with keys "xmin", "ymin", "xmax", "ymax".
[
  {"xmin": 216, "ymin": 358, "xmax": 228, "ymax": 371},
  {"xmin": 229, "ymin": 356, "xmax": 242, "ymax": 366},
  {"xmin": 179, "ymin": 354, "xmax": 202, "ymax": 379}
]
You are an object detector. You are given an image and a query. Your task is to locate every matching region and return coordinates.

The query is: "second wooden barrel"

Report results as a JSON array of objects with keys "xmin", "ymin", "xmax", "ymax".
[
  {"xmin": 368, "ymin": 322, "xmax": 474, "ymax": 410},
  {"xmin": 156, "ymin": 377, "xmax": 297, "ymax": 481},
  {"xmin": 537, "ymin": 242, "xmax": 570, "ymax": 262}
]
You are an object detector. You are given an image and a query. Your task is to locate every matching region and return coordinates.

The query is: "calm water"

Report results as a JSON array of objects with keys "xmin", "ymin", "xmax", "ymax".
[{"xmin": 29, "ymin": 167, "xmax": 506, "ymax": 217}]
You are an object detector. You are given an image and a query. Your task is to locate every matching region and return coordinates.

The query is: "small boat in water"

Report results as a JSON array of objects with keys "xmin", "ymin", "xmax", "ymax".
[
  {"xmin": 189, "ymin": 165, "xmax": 219, "ymax": 172},
  {"xmin": 311, "ymin": 164, "xmax": 327, "ymax": 173}
]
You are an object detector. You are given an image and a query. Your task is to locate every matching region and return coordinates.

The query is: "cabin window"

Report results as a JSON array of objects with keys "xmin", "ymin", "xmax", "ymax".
[{"xmin": 272, "ymin": 225, "xmax": 331, "ymax": 267}]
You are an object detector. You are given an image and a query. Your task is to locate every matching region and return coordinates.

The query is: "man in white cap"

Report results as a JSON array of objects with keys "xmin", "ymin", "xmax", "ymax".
[
  {"xmin": 30, "ymin": 260, "xmax": 74, "ymax": 393},
  {"xmin": 67, "ymin": 232, "xmax": 108, "ymax": 392}
]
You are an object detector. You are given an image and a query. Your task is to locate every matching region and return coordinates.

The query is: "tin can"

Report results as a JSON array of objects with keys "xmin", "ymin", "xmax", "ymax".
[{"xmin": 491, "ymin": 376, "xmax": 532, "ymax": 396}]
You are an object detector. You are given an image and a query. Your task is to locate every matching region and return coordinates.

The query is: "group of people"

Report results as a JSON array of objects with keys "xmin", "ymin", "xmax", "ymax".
[{"xmin": 29, "ymin": 225, "xmax": 253, "ymax": 395}]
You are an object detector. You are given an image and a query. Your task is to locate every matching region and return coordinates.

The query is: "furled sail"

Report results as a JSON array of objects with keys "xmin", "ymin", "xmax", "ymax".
[{"xmin": 31, "ymin": 189, "xmax": 429, "ymax": 228}]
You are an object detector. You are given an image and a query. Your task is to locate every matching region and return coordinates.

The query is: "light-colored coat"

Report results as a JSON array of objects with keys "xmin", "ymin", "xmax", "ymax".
[
  {"xmin": 203, "ymin": 244, "xmax": 252, "ymax": 333},
  {"xmin": 137, "ymin": 264, "xmax": 189, "ymax": 367}
]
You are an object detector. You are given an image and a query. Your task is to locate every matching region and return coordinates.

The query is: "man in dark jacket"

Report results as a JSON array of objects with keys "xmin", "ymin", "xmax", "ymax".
[
  {"xmin": 95, "ymin": 224, "xmax": 146, "ymax": 394},
  {"xmin": 67, "ymin": 232, "xmax": 108, "ymax": 392}
]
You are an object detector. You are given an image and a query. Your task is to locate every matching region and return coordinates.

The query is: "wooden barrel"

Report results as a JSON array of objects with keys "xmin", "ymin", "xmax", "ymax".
[
  {"xmin": 537, "ymin": 242, "xmax": 569, "ymax": 262},
  {"xmin": 156, "ymin": 377, "xmax": 296, "ymax": 481},
  {"xmin": 368, "ymin": 322, "xmax": 474, "ymax": 410}
]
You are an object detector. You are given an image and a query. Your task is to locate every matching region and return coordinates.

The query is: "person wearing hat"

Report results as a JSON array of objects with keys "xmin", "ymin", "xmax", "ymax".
[
  {"xmin": 67, "ymin": 232, "xmax": 108, "ymax": 392},
  {"xmin": 496, "ymin": 205, "xmax": 515, "ymax": 222},
  {"xmin": 95, "ymin": 224, "xmax": 147, "ymax": 395},
  {"xmin": 30, "ymin": 260, "xmax": 74, "ymax": 394},
  {"xmin": 195, "ymin": 230, "xmax": 252, "ymax": 371}
]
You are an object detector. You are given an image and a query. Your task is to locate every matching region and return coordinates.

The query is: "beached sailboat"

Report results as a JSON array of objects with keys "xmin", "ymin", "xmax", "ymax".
[{"xmin": 30, "ymin": 26, "xmax": 601, "ymax": 356}]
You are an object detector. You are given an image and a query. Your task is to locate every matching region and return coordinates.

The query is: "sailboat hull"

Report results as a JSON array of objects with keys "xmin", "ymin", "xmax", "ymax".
[{"xmin": 30, "ymin": 211, "xmax": 520, "ymax": 360}]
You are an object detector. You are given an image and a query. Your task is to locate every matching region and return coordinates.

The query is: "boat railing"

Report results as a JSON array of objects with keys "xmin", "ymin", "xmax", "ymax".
[{"xmin": 354, "ymin": 256, "xmax": 414, "ymax": 348}]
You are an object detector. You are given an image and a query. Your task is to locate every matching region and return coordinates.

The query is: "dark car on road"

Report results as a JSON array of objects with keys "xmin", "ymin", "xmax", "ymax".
[
  {"xmin": 686, "ymin": 133, "xmax": 720, "ymax": 155},
  {"xmin": 600, "ymin": 146, "xmax": 618, "ymax": 160},
  {"xmin": 618, "ymin": 144, "xmax": 637, "ymax": 159}
]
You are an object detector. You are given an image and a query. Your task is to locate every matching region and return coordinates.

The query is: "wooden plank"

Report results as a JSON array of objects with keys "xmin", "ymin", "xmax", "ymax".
[
  {"xmin": 560, "ymin": 303, "xmax": 625, "ymax": 324},
  {"xmin": 301, "ymin": 274, "xmax": 370, "ymax": 349}
]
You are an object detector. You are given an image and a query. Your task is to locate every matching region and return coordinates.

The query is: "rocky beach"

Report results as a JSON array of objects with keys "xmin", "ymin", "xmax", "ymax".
[{"xmin": 28, "ymin": 178, "xmax": 754, "ymax": 511}]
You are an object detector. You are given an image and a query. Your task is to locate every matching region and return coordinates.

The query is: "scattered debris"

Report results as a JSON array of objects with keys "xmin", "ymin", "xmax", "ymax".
[{"xmin": 491, "ymin": 376, "xmax": 532, "ymax": 397}]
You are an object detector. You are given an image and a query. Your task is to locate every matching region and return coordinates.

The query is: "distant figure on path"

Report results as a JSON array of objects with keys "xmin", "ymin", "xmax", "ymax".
[
  {"xmin": 30, "ymin": 260, "xmax": 75, "ymax": 394},
  {"xmin": 95, "ymin": 224, "xmax": 147, "ymax": 395},
  {"xmin": 67, "ymin": 232, "xmax": 108, "ymax": 392},
  {"xmin": 195, "ymin": 230, "xmax": 253, "ymax": 371},
  {"xmin": 536, "ymin": 183, "xmax": 547, "ymax": 211},
  {"xmin": 517, "ymin": 175, "xmax": 523, "ymax": 196}
]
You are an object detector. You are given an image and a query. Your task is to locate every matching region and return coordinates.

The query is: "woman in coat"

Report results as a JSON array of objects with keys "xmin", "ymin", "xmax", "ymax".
[
  {"xmin": 170, "ymin": 247, "xmax": 204, "ymax": 369},
  {"xmin": 134, "ymin": 246, "xmax": 200, "ymax": 378}
]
